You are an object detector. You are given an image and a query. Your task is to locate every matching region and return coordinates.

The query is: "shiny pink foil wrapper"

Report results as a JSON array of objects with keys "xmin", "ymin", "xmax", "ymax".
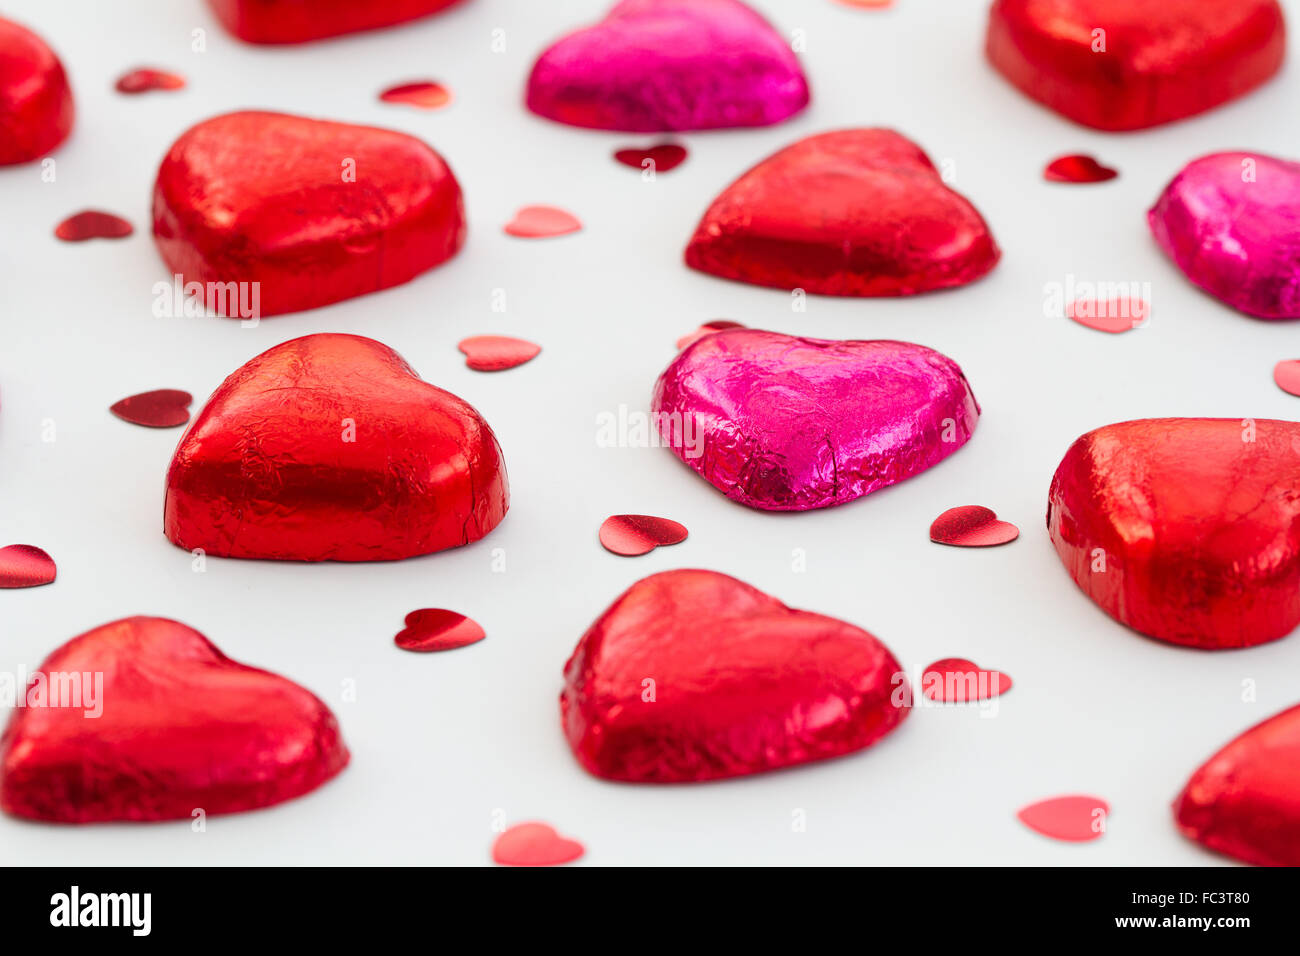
[
  {"xmin": 651, "ymin": 329, "xmax": 980, "ymax": 511},
  {"xmin": 1149, "ymin": 152, "xmax": 1300, "ymax": 320},
  {"xmin": 525, "ymin": 0, "xmax": 809, "ymax": 132}
]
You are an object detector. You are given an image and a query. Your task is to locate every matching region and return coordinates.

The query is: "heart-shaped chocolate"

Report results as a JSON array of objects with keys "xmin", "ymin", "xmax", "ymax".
[
  {"xmin": 986, "ymin": 0, "xmax": 1286, "ymax": 130},
  {"xmin": 1174, "ymin": 703, "xmax": 1300, "ymax": 866},
  {"xmin": 0, "ymin": 616, "xmax": 348, "ymax": 823},
  {"xmin": 0, "ymin": 17, "xmax": 73, "ymax": 165},
  {"xmin": 1149, "ymin": 152, "xmax": 1300, "ymax": 320},
  {"xmin": 526, "ymin": 0, "xmax": 808, "ymax": 132},
  {"xmin": 652, "ymin": 328, "xmax": 979, "ymax": 511},
  {"xmin": 562, "ymin": 569, "xmax": 909, "ymax": 782},
  {"xmin": 152, "ymin": 110, "xmax": 465, "ymax": 318},
  {"xmin": 1048, "ymin": 418, "xmax": 1300, "ymax": 648},
  {"xmin": 207, "ymin": 0, "xmax": 467, "ymax": 44},
  {"xmin": 685, "ymin": 129, "xmax": 999, "ymax": 295},
  {"xmin": 165, "ymin": 333, "xmax": 508, "ymax": 561}
]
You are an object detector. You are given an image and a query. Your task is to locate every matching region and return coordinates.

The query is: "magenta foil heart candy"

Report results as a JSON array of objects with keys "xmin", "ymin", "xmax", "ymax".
[
  {"xmin": 651, "ymin": 329, "xmax": 979, "ymax": 511},
  {"xmin": 1149, "ymin": 152, "xmax": 1300, "ymax": 320},
  {"xmin": 526, "ymin": 0, "xmax": 808, "ymax": 132}
]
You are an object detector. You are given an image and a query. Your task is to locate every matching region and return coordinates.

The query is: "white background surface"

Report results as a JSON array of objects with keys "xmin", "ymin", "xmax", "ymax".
[{"xmin": 2, "ymin": 0, "xmax": 1298, "ymax": 866}]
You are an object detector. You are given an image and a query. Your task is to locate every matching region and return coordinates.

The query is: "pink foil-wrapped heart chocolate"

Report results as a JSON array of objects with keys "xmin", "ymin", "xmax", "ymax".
[
  {"xmin": 0, "ymin": 616, "xmax": 348, "ymax": 823},
  {"xmin": 1149, "ymin": 152, "xmax": 1300, "ymax": 320},
  {"xmin": 1174, "ymin": 703, "xmax": 1300, "ymax": 866},
  {"xmin": 1048, "ymin": 418, "xmax": 1300, "ymax": 648},
  {"xmin": 152, "ymin": 111, "xmax": 465, "ymax": 318},
  {"xmin": 685, "ymin": 129, "xmax": 1000, "ymax": 296},
  {"xmin": 0, "ymin": 17, "xmax": 73, "ymax": 165},
  {"xmin": 526, "ymin": 0, "xmax": 808, "ymax": 132},
  {"xmin": 651, "ymin": 329, "xmax": 979, "ymax": 511},
  {"xmin": 206, "ymin": 0, "xmax": 468, "ymax": 45},
  {"xmin": 562, "ymin": 569, "xmax": 909, "ymax": 783},
  {"xmin": 986, "ymin": 0, "xmax": 1286, "ymax": 131}
]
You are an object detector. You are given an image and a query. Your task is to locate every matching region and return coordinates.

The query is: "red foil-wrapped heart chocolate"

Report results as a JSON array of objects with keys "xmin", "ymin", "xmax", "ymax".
[
  {"xmin": 1047, "ymin": 418, "xmax": 1300, "ymax": 648},
  {"xmin": 652, "ymin": 329, "xmax": 979, "ymax": 511},
  {"xmin": 0, "ymin": 616, "xmax": 348, "ymax": 823},
  {"xmin": 206, "ymin": 0, "xmax": 467, "ymax": 44},
  {"xmin": 685, "ymin": 130, "xmax": 999, "ymax": 295},
  {"xmin": 0, "ymin": 17, "xmax": 73, "ymax": 165},
  {"xmin": 986, "ymin": 0, "xmax": 1286, "ymax": 131},
  {"xmin": 526, "ymin": 0, "xmax": 808, "ymax": 132},
  {"xmin": 152, "ymin": 110, "xmax": 465, "ymax": 318},
  {"xmin": 1149, "ymin": 152, "xmax": 1300, "ymax": 320},
  {"xmin": 165, "ymin": 333, "xmax": 508, "ymax": 561},
  {"xmin": 562, "ymin": 569, "xmax": 909, "ymax": 783},
  {"xmin": 1174, "ymin": 703, "xmax": 1300, "ymax": 866}
]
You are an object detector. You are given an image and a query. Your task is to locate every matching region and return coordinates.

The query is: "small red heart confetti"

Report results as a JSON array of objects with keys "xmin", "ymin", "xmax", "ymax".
[
  {"xmin": 0, "ymin": 545, "xmax": 56, "ymax": 589},
  {"xmin": 599, "ymin": 515, "xmax": 688, "ymax": 556},
  {"xmin": 115, "ymin": 68, "xmax": 186, "ymax": 94},
  {"xmin": 457, "ymin": 335, "xmax": 541, "ymax": 372},
  {"xmin": 110, "ymin": 389, "xmax": 192, "ymax": 428},
  {"xmin": 613, "ymin": 143, "xmax": 688, "ymax": 173},
  {"xmin": 1017, "ymin": 795, "xmax": 1109, "ymax": 843},
  {"xmin": 492, "ymin": 822, "xmax": 585, "ymax": 866},
  {"xmin": 394, "ymin": 609, "xmax": 485, "ymax": 653},
  {"xmin": 379, "ymin": 80, "xmax": 452, "ymax": 110},
  {"xmin": 930, "ymin": 506, "xmax": 1019, "ymax": 547},
  {"xmin": 675, "ymin": 320, "xmax": 746, "ymax": 350},
  {"xmin": 1044, "ymin": 154, "xmax": 1118, "ymax": 183},
  {"xmin": 54, "ymin": 211, "xmax": 134, "ymax": 242},
  {"xmin": 1273, "ymin": 360, "xmax": 1300, "ymax": 397},
  {"xmin": 922, "ymin": 658, "xmax": 1013, "ymax": 702},
  {"xmin": 836, "ymin": 0, "xmax": 895, "ymax": 8},
  {"xmin": 1066, "ymin": 296, "xmax": 1149, "ymax": 333},
  {"xmin": 504, "ymin": 205, "xmax": 582, "ymax": 239}
]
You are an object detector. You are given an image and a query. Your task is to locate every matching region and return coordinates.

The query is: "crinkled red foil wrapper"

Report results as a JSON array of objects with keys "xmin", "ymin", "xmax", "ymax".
[{"xmin": 206, "ymin": 0, "xmax": 468, "ymax": 44}]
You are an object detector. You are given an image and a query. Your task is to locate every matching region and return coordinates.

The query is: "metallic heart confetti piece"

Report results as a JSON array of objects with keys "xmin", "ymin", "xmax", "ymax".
[
  {"xmin": 394, "ymin": 609, "xmax": 485, "ymax": 652},
  {"xmin": 599, "ymin": 515, "xmax": 688, "ymax": 556},
  {"xmin": 1049, "ymin": 418, "xmax": 1300, "ymax": 648},
  {"xmin": 1043, "ymin": 154, "xmax": 1118, "ymax": 183},
  {"xmin": 1274, "ymin": 360, "xmax": 1300, "ymax": 397},
  {"xmin": 0, "ymin": 545, "xmax": 56, "ymax": 588},
  {"xmin": 379, "ymin": 80, "xmax": 451, "ymax": 110},
  {"xmin": 1065, "ymin": 296, "xmax": 1148, "ymax": 334},
  {"xmin": 492, "ymin": 822, "xmax": 585, "ymax": 866},
  {"xmin": 114, "ymin": 67, "xmax": 185, "ymax": 94},
  {"xmin": 987, "ymin": 0, "xmax": 1285, "ymax": 130},
  {"xmin": 54, "ymin": 211, "xmax": 133, "ymax": 242},
  {"xmin": 563, "ymin": 569, "xmax": 910, "ymax": 782},
  {"xmin": 930, "ymin": 506, "xmax": 1019, "ymax": 547},
  {"xmin": 1017, "ymin": 795, "xmax": 1109, "ymax": 843},
  {"xmin": 503, "ymin": 205, "xmax": 581, "ymax": 238},
  {"xmin": 1174, "ymin": 702, "xmax": 1300, "ymax": 866},
  {"xmin": 836, "ymin": 0, "xmax": 894, "ymax": 8},
  {"xmin": 613, "ymin": 142, "xmax": 688, "ymax": 173},
  {"xmin": 0, "ymin": 17, "xmax": 73, "ymax": 165},
  {"xmin": 674, "ymin": 319, "xmax": 745, "ymax": 350},
  {"xmin": 109, "ymin": 389, "xmax": 192, "ymax": 428},
  {"xmin": 457, "ymin": 335, "xmax": 541, "ymax": 372},
  {"xmin": 922, "ymin": 658, "xmax": 1013, "ymax": 702},
  {"xmin": 0, "ymin": 616, "xmax": 348, "ymax": 822}
]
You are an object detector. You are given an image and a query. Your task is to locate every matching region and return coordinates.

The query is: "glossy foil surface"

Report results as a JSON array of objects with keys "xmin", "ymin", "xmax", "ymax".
[
  {"xmin": 986, "ymin": 0, "xmax": 1286, "ymax": 131},
  {"xmin": 526, "ymin": 0, "xmax": 808, "ymax": 132},
  {"xmin": 152, "ymin": 110, "xmax": 465, "ymax": 318},
  {"xmin": 1149, "ymin": 152, "xmax": 1300, "ymax": 320},
  {"xmin": 652, "ymin": 329, "xmax": 980, "ymax": 511},
  {"xmin": 561, "ymin": 569, "xmax": 909, "ymax": 783},
  {"xmin": 1175, "ymin": 703, "xmax": 1300, "ymax": 866},
  {"xmin": 0, "ymin": 616, "xmax": 348, "ymax": 823},
  {"xmin": 206, "ymin": 0, "xmax": 467, "ymax": 44},
  {"xmin": 685, "ymin": 129, "xmax": 1000, "ymax": 295},
  {"xmin": 165, "ymin": 333, "xmax": 508, "ymax": 562},
  {"xmin": 0, "ymin": 17, "xmax": 73, "ymax": 165},
  {"xmin": 1047, "ymin": 418, "xmax": 1300, "ymax": 648}
]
